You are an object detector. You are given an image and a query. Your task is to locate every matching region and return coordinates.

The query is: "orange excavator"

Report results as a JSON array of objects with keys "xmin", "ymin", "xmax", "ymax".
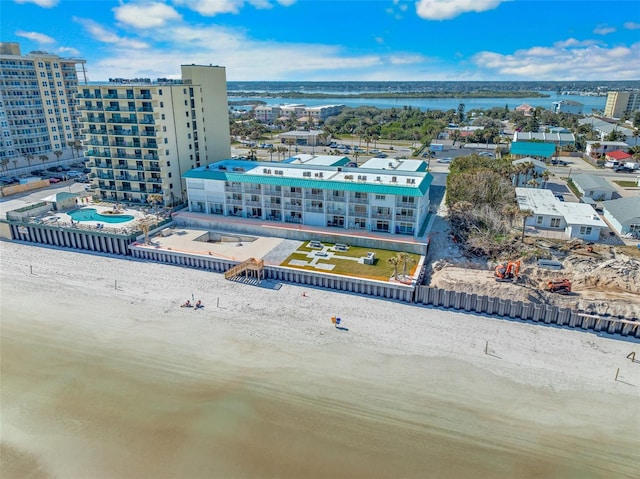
[
  {"xmin": 547, "ymin": 279, "xmax": 572, "ymax": 294},
  {"xmin": 495, "ymin": 260, "xmax": 521, "ymax": 282}
]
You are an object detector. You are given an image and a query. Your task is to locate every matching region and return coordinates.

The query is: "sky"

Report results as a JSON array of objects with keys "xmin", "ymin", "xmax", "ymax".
[{"xmin": 2, "ymin": 0, "xmax": 640, "ymax": 82}]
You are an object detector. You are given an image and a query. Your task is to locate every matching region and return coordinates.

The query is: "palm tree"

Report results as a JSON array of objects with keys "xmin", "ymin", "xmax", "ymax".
[
  {"xmin": 53, "ymin": 150, "xmax": 63, "ymax": 164},
  {"xmin": 147, "ymin": 193, "xmax": 163, "ymax": 215},
  {"xmin": 591, "ymin": 142, "xmax": 601, "ymax": 158},
  {"xmin": 521, "ymin": 209, "xmax": 533, "ymax": 242},
  {"xmin": 398, "ymin": 252, "xmax": 415, "ymax": 278},
  {"xmin": 541, "ymin": 170, "xmax": 551, "ymax": 188},
  {"xmin": 387, "ymin": 256, "xmax": 399, "ymax": 280},
  {"xmin": 12, "ymin": 159, "xmax": 18, "ymax": 171},
  {"xmin": 39, "ymin": 154, "xmax": 48, "ymax": 168},
  {"xmin": 23, "ymin": 152, "xmax": 34, "ymax": 168},
  {"xmin": 0, "ymin": 158, "xmax": 8, "ymax": 174}
]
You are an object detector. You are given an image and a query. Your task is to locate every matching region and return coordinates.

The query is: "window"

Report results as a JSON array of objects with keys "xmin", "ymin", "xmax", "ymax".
[
  {"xmin": 169, "ymin": 183, "xmax": 173, "ymax": 189},
  {"xmin": 158, "ymin": 89, "xmax": 162, "ymax": 95},
  {"xmin": 186, "ymin": 111, "xmax": 189, "ymax": 117},
  {"xmin": 579, "ymin": 226, "xmax": 592, "ymax": 235},
  {"xmin": 160, "ymin": 102, "xmax": 164, "ymax": 107},
  {"xmin": 164, "ymin": 138, "xmax": 168, "ymax": 144},
  {"xmin": 163, "ymin": 126, "xmax": 167, "ymax": 132},
  {"xmin": 536, "ymin": 216, "xmax": 543, "ymax": 225},
  {"xmin": 168, "ymin": 172, "xmax": 172, "ymax": 178},
  {"xmin": 375, "ymin": 195, "xmax": 386, "ymax": 200},
  {"xmin": 161, "ymin": 114, "xmax": 165, "ymax": 120},
  {"xmin": 550, "ymin": 218, "xmax": 561, "ymax": 228}
]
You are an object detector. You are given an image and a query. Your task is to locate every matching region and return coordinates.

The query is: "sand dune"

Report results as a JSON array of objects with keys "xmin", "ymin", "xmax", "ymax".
[{"xmin": 1, "ymin": 241, "xmax": 639, "ymax": 478}]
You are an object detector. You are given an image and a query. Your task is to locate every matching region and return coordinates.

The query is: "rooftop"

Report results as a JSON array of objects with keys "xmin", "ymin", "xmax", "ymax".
[
  {"xmin": 606, "ymin": 150, "xmax": 632, "ymax": 160},
  {"xmin": 602, "ymin": 197, "xmax": 640, "ymax": 225},
  {"xmin": 515, "ymin": 187, "xmax": 564, "ymax": 217},
  {"xmin": 185, "ymin": 159, "xmax": 432, "ymax": 196},
  {"xmin": 512, "ymin": 157, "xmax": 548, "ymax": 170},
  {"xmin": 510, "ymin": 142, "xmax": 557, "ymax": 158},
  {"xmin": 559, "ymin": 202, "xmax": 604, "ymax": 227},
  {"xmin": 571, "ymin": 173, "xmax": 617, "ymax": 192}
]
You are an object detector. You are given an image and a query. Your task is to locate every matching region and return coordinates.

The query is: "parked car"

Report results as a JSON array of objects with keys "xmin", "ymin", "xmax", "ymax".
[
  {"xmin": 47, "ymin": 166, "xmax": 63, "ymax": 172},
  {"xmin": 551, "ymin": 159, "xmax": 569, "ymax": 166},
  {"xmin": 438, "ymin": 158, "xmax": 453, "ymax": 163},
  {"xmin": 48, "ymin": 177, "xmax": 61, "ymax": 184},
  {"xmin": 31, "ymin": 169, "xmax": 46, "ymax": 176},
  {"xmin": 478, "ymin": 151, "xmax": 494, "ymax": 157},
  {"xmin": 66, "ymin": 170, "xmax": 83, "ymax": 178},
  {"xmin": 614, "ymin": 166, "xmax": 635, "ymax": 173},
  {"xmin": 82, "ymin": 168, "xmax": 91, "ymax": 173},
  {"xmin": 374, "ymin": 153, "xmax": 388, "ymax": 158},
  {"xmin": 60, "ymin": 165, "xmax": 71, "ymax": 171}
]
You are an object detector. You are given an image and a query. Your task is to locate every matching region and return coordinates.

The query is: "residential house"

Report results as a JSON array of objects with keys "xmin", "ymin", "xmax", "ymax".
[
  {"xmin": 601, "ymin": 197, "xmax": 640, "ymax": 237},
  {"xmin": 515, "ymin": 104, "xmax": 535, "ymax": 116},
  {"xmin": 512, "ymin": 131, "xmax": 575, "ymax": 147},
  {"xmin": 579, "ymin": 118, "xmax": 638, "ymax": 147},
  {"xmin": 604, "ymin": 150, "xmax": 632, "ymax": 168},
  {"xmin": 511, "ymin": 157, "xmax": 548, "ymax": 188},
  {"xmin": 571, "ymin": 174, "xmax": 617, "ymax": 201},
  {"xmin": 515, "ymin": 187, "xmax": 604, "ymax": 241},
  {"xmin": 585, "ymin": 141, "xmax": 630, "ymax": 157},
  {"xmin": 510, "ymin": 142, "xmax": 556, "ymax": 162}
]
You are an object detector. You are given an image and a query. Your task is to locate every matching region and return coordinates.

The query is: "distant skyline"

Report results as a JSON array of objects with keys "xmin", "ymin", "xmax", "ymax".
[{"xmin": 2, "ymin": 0, "xmax": 640, "ymax": 82}]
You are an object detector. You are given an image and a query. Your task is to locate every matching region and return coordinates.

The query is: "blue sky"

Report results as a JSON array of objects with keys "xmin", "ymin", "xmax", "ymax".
[{"xmin": 2, "ymin": 0, "xmax": 639, "ymax": 81}]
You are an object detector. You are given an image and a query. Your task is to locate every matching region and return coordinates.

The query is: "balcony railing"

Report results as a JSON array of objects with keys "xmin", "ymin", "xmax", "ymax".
[
  {"xmin": 395, "ymin": 214, "xmax": 416, "ymax": 222},
  {"xmin": 109, "ymin": 129, "xmax": 136, "ymax": 136},
  {"xmin": 284, "ymin": 203, "xmax": 303, "ymax": 211},
  {"xmin": 349, "ymin": 196, "xmax": 369, "ymax": 204},
  {"xmin": 396, "ymin": 201, "xmax": 417, "ymax": 208},
  {"xmin": 226, "ymin": 198, "xmax": 243, "ymax": 206},
  {"xmin": 283, "ymin": 191, "xmax": 303, "ymax": 198},
  {"xmin": 244, "ymin": 199, "xmax": 262, "ymax": 207},
  {"xmin": 305, "ymin": 193, "xmax": 324, "ymax": 200}
]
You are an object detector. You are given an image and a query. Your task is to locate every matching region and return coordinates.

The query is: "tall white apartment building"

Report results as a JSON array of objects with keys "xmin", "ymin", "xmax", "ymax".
[
  {"xmin": 78, "ymin": 64, "xmax": 230, "ymax": 206},
  {"xmin": 0, "ymin": 42, "xmax": 86, "ymax": 163},
  {"xmin": 254, "ymin": 103, "xmax": 344, "ymax": 124},
  {"xmin": 604, "ymin": 91, "xmax": 640, "ymax": 118}
]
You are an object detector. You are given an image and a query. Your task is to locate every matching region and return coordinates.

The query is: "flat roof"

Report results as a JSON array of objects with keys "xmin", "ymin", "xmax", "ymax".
[
  {"xmin": 510, "ymin": 142, "xmax": 556, "ymax": 158},
  {"xmin": 286, "ymin": 154, "xmax": 349, "ymax": 166},
  {"xmin": 559, "ymin": 202, "xmax": 603, "ymax": 227},
  {"xmin": 572, "ymin": 173, "xmax": 616, "ymax": 192},
  {"xmin": 185, "ymin": 160, "xmax": 432, "ymax": 196},
  {"xmin": 360, "ymin": 157, "xmax": 428, "ymax": 172},
  {"xmin": 602, "ymin": 197, "xmax": 640, "ymax": 225},
  {"xmin": 515, "ymin": 187, "xmax": 564, "ymax": 216}
]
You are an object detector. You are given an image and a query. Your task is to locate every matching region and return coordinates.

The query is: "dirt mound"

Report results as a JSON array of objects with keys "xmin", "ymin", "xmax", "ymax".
[{"xmin": 428, "ymin": 253, "xmax": 640, "ymax": 319}]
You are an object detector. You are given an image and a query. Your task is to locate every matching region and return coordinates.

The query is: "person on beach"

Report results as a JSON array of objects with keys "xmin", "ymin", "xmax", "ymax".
[
  {"xmin": 195, "ymin": 300, "xmax": 203, "ymax": 310},
  {"xmin": 181, "ymin": 300, "xmax": 192, "ymax": 308}
]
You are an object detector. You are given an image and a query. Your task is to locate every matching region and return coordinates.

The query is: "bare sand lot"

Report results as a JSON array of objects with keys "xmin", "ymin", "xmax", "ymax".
[{"xmin": 1, "ymin": 242, "xmax": 639, "ymax": 479}]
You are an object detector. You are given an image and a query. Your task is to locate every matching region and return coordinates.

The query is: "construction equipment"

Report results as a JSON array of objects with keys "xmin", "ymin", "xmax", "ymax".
[
  {"xmin": 547, "ymin": 279, "xmax": 572, "ymax": 294},
  {"xmin": 495, "ymin": 260, "xmax": 521, "ymax": 281}
]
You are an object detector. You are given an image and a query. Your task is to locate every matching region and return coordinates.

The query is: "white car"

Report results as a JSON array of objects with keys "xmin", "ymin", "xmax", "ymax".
[
  {"xmin": 437, "ymin": 158, "xmax": 453, "ymax": 163},
  {"xmin": 478, "ymin": 151, "xmax": 493, "ymax": 157}
]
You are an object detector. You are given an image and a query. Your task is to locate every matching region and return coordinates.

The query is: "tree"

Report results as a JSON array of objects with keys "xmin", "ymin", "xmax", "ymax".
[
  {"xmin": 147, "ymin": 193, "xmax": 163, "ymax": 215},
  {"xmin": 521, "ymin": 209, "xmax": 533, "ymax": 242},
  {"xmin": 397, "ymin": 252, "xmax": 415, "ymax": 278},
  {"xmin": 591, "ymin": 142, "xmax": 601, "ymax": 158},
  {"xmin": 23, "ymin": 152, "xmax": 33, "ymax": 168},
  {"xmin": 39, "ymin": 154, "xmax": 48, "ymax": 167},
  {"xmin": 457, "ymin": 103, "xmax": 465, "ymax": 123},
  {"xmin": 541, "ymin": 170, "xmax": 551, "ymax": 188},
  {"xmin": 53, "ymin": 150, "xmax": 63, "ymax": 163},
  {"xmin": 0, "ymin": 158, "xmax": 8, "ymax": 174},
  {"xmin": 387, "ymin": 256, "xmax": 399, "ymax": 280},
  {"xmin": 12, "ymin": 159, "xmax": 18, "ymax": 171}
]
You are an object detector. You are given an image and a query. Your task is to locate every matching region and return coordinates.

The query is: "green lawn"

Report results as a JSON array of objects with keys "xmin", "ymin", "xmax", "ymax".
[
  {"xmin": 283, "ymin": 241, "xmax": 421, "ymax": 281},
  {"xmin": 613, "ymin": 180, "xmax": 638, "ymax": 188}
]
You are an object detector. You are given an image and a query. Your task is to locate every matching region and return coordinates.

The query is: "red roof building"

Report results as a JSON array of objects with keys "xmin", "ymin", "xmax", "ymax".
[{"xmin": 605, "ymin": 150, "xmax": 632, "ymax": 161}]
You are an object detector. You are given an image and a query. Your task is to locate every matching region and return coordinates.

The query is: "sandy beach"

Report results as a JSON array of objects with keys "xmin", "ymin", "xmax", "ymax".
[{"xmin": 1, "ymin": 241, "xmax": 639, "ymax": 479}]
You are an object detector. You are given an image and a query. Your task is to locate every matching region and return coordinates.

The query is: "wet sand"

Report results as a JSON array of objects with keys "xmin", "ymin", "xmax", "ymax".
[{"xmin": 1, "ymin": 242, "xmax": 639, "ymax": 478}]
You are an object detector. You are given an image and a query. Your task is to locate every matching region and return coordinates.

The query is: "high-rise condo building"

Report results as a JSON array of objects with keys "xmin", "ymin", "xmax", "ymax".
[
  {"xmin": 0, "ymin": 42, "xmax": 86, "ymax": 165},
  {"xmin": 604, "ymin": 91, "xmax": 640, "ymax": 118},
  {"xmin": 77, "ymin": 64, "xmax": 231, "ymax": 206}
]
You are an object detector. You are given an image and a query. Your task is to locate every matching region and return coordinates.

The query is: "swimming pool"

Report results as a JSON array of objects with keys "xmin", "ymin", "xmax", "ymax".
[{"xmin": 69, "ymin": 208, "xmax": 135, "ymax": 224}]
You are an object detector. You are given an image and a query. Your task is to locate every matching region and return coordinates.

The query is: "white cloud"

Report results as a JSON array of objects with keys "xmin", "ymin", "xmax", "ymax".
[
  {"xmin": 172, "ymin": 0, "xmax": 294, "ymax": 16},
  {"xmin": 173, "ymin": 0, "xmax": 245, "ymax": 16},
  {"xmin": 114, "ymin": 2, "xmax": 182, "ymax": 29},
  {"xmin": 593, "ymin": 25, "xmax": 616, "ymax": 35},
  {"xmin": 16, "ymin": 30, "xmax": 55, "ymax": 44},
  {"xmin": 416, "ymin": 0, "xmax": 506, "ymax": 20},
  {"xmin": 57, "ymin": 46, "xmax": 81, "ymax": 56},
  {"xmin": 554, "ymin": 38, "xmax": 597, "ymax": 48},
  {"xmin": 73, "ymin": 17, "xmax": 149, "ymax": 49},
  {"xmin": 624, "ymin": 22, "xmax": 640, "ymax": 30},
  {"xmin": 14, "ymin": 0, "xmax": 58, "ymax": 7},
  {"xmin": 472, "ymin": 41, "xmax": 640, "ymax": 80}
]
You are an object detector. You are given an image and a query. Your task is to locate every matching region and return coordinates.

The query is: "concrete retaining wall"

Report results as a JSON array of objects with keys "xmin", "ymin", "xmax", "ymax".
[{"xmin": 414, "ymin": 286, "xmax": 639, "ymax": 338}]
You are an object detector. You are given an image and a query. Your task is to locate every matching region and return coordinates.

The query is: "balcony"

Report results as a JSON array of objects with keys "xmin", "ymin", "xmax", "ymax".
[
  {"xmin": 111, "ymin": 141, "xmax": 139, "ymax": 148},
  {"xmin": 244, "ymin": 186, "xmax": 262, "ymax": 194},
  {"xmin": 305, "ymin": 206, "xmax": 324, "ymax": 213},
  {"xmin": 349, "ymin": 196, "xmax": 369, "ymax": 205},
  {"xmin": 226, "ymin": 198, "xmax": 243, "ymax": 206},
  {"xmin": 326, "ymin": 207, "xmax": 346, "ymax": 215},
  {"xmin": 245, "ymin": 199, "xmax": 262, "ymax": 207},
  {"xmin": 264, "ymin": 200, "xmax": 281, "ymax": 207},
  {"xmin": 112, "ymin": 152, "xmax": 142, "ymax": 160},
  {"xmin": 284, "ymin": 203, "xmax": 303, "ymax": 211},
  {"xmin": 140, "ymin": 130, "xmax": 159, "ymax": 137},
  {"xmin": 147, "ymin": 178, "xmax": 163, "ymax": 184},
  {"xmin": 82, "ymin": 128, "xmax": 107, "ymax": 135},
  {"xmin": 283, "ymin": 191, "xmax": 303, "ymax": 198},
  {"xmin": 395, "ymin": 214, "xmax": 416, "ymax": 222},
  {"xmin": 85, "ymin": 151, "xmax": 111, "ymax": 158},
  {"xmin": 85, "ymin": 139, "xmax": 110, "ymax": 147},
  {"xmin": 225, "ymin": 185, "xmax": 243, "ymax": 193},
  {"xmin": 97, "ymin": 173, "xmax": 115, "ymax": 180},
  {"xmin": 371, "ymin": 212, "xmax": 392, "ymax": 220},
  {"xmin": 136, "ymin": 94, "xmax": 152, "ymax": 99},
  {"xmin": 396, "ymin": 201, "xmax": 417, "ymax": 208},
  {"xmin": 143, "ymin": 154, "xmax": 159, "ymax": 161},
  {"xmin": 142, "ymin": 142, "xmax": 158, "ymax": 149},
  {"xmin": 327, "ymin": 195, "xmax": 346, "ymax": 202},
  {"xmin": 109, "ymin": 129, "xmax": 136, "ymax": 136},
  {"xmin": 107, "ymin": 118, "xmax": 137, "ymax": 124},
  {"xmin": 77, "ymin": 105, "xmax": 103, "ymax": 111},
  {"xmin": 305, "ymin": 193, "xmax": 324, "ymax": 200},
  {"xmin": 349, "ymin": 209, "xmax": 369, "ymax": 217}
]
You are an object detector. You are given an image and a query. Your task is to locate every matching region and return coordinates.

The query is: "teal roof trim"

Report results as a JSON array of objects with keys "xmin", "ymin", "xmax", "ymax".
[
  {"xmin": 185, "ymin": 169, "xmax": 432, "ymax": 197},
  {"xmin": 510, "ymin": 142, "xmax": 556, "ymax": 157}
]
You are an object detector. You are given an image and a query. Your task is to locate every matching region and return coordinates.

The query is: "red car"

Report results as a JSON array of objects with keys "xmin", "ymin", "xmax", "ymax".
[{"xmin": 48, "ymin": 177, "xmax": 61, "ymax": 184}]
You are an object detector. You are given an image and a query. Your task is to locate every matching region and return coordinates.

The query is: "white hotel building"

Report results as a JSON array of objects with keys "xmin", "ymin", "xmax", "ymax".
[
  {"xmin": 185, "ymin": 155, "xmax": 432, "ymax": 236},
  {"xmin": 77, "ymin": 64, "xmax": 230, "ymax": 206}
]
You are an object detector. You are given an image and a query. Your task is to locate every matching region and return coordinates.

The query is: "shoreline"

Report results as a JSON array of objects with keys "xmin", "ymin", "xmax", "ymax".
[{"xmin": 1, "ymin": 242, "xmax": 639, "ymax": 478}]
